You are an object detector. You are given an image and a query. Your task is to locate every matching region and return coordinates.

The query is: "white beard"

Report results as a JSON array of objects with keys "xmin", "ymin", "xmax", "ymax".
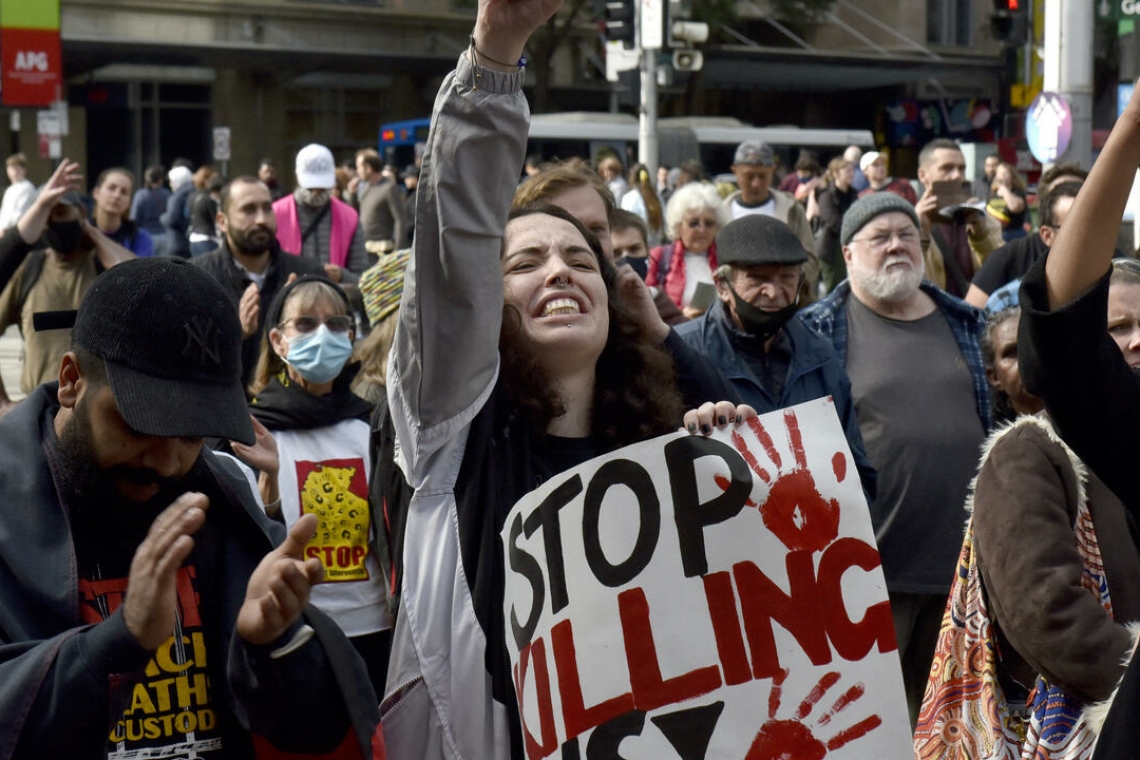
[{"xmin": 848, "ymin": 253, "xmax": 923, "ymax": 303}]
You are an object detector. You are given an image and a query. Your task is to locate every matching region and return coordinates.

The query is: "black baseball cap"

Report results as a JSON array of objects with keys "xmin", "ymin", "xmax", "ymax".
[{"xmin": 72, "ymin": 257, "xmax": 254, "ymax": 445}]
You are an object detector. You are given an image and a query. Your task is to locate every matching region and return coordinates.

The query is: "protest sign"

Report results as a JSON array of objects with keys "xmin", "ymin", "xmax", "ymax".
[{"xmin": 502, "ymin": 397, "xmax": 910, "ymax": 759}]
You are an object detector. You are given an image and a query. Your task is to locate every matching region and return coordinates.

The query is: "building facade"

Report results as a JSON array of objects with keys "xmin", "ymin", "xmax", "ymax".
[{"xmin": 0, "ymin": 0, "xmax": 1006, "ymax": 190}]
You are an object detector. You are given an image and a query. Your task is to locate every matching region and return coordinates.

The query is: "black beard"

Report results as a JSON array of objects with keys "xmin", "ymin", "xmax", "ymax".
[
  {"xmin": 55, "ymin": 395, "xmax": 191, "ymax": 545},
  {"xmin": 230, "ymin": 226, "xmax": 273, "ymax": 257}
]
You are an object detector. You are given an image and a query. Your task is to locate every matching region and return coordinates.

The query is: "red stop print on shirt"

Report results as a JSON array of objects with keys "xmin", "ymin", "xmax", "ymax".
[{"xmin": 718, "ymin": 410, "xmax": 844, "ymax": 553}]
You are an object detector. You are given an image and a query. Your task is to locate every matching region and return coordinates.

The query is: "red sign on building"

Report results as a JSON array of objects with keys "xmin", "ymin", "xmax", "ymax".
[{"xmin": 1, "ymin": 26, "xmax": 61, "ymax": 107}]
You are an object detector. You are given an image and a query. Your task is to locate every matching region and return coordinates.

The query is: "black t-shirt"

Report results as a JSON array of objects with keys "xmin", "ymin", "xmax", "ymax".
[
  {"xmin": 971, "ymin": 233, "xmax": 1047, "ymax": 296},
  {"xmin": 536, "ymin": 434, "xmax": 600, "ymax": 476}
]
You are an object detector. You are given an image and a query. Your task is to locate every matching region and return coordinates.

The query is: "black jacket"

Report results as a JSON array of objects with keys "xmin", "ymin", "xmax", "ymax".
[
  {"xmin": 1019, "ymin": 259, "xmax": 1140, "ymax": 759},
  {"xmin": 0, "ymin": 385, "xmax": 379, "ymax": 758},
  {"xmin": 193, "ymin": 240, "xmax": 326, "ymax": 392}
]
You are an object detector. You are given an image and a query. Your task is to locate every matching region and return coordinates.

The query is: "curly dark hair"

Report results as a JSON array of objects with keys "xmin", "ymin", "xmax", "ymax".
[
  {"xmin": 982, "ymin": 305, "xmax": 1019, "ymax": 426},
  {"xmin": 499, "ymin": 204, "xmax": 683, "ymax": 450}
]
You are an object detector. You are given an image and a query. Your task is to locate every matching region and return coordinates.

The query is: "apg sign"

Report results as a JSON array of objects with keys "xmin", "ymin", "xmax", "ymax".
[
  {"xmin": 0, "ymin": 0, "xmax": 61, "ymax": 107},
  {"xmin": 502, "ymin": 398, "xmax": 911, "ymax": 760}
]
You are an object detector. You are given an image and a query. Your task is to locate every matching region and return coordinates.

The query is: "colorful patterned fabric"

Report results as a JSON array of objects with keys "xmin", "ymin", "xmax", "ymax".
[
  {"xmin": 913, "ymin": 520, "xmax": 1024, "ymax": 760},
  {"xmin": 359, "ymin": 248, "xmax": 410, "ymax": 326},
  {"xmin": 914, "ymin": 485, "xmax": 1110, "ymax": 760}
]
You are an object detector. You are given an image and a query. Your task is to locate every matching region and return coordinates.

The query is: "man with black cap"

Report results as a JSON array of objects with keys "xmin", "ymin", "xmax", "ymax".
[
  {"xmin": 0, "ymin": 257, "xmax": 378, "ymax": 756},
  {"xmin": 0, "ymin": 172, "xmax": 134, "ymax": 417},
  {"xmin": 799, "ymin": 191, "xmax": 990, "ymax": 725},
  {"xmin": 675, "ymin": 214, "xmax": 875, "ymax": 498}
]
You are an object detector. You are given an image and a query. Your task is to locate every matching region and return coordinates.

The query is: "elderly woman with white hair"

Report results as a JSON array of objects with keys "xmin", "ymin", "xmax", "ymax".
[{"xmin": 646, "ymin": 181, "xmax": 728, "ymax": 316}]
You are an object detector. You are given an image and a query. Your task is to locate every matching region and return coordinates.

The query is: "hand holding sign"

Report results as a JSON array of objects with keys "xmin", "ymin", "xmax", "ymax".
[{"xmin": 684, "ymin": 401, "xmax": 757, "ymax": 435}]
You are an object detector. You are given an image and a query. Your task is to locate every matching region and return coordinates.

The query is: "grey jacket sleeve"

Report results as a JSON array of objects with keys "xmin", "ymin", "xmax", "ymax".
[{"xmin": 391, "ymin": 54, "xmax": 528, "ymax": 434}]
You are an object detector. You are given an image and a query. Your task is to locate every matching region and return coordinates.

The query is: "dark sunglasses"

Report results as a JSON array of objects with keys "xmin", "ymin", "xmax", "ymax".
[{"xmin": 281, "ymin": 315, "xmax": 353, "ymax": 334}]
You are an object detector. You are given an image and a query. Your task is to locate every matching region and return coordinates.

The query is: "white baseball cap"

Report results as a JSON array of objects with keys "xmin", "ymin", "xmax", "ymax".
[
  {"xmin": 295, "ymin": 143, "xmax": 336, "ymax": 190},
  {"xmin": 168, "ymin": 165, "xmax": 193, "ymax": 192},
  {"xmin": 859, "ymin": 151, "xmax": 884, "ymax": 173}
]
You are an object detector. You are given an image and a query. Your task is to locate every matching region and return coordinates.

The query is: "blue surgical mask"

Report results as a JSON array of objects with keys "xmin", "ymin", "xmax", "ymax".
[{"xmin": 285, "ymin": 325, "xmax": 352, "ymax": 384}]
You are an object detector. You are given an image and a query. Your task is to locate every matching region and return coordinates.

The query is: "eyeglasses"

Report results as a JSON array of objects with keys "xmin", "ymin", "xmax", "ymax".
[
  {"xmin": 849, "ymin": 228, "xmax": 921, "ymax": 249},
  {"xmin": 281, "ymin": 315, "xmax": 354, "ymax": 333},
  {"xmin": 686, "ymin": 218, "xmax": 718, "ymax": 230}
]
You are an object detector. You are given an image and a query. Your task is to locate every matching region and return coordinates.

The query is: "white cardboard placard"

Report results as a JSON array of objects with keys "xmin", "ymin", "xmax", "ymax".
[{"xmin": 502, "ymin": 397, "xmax": 910, "ymax": 760}]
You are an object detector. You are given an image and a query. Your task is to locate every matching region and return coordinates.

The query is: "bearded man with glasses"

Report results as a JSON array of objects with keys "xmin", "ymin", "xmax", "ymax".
[{"xmin": 799, "ymin": 191, "xmax": 992, "ymax": 726}]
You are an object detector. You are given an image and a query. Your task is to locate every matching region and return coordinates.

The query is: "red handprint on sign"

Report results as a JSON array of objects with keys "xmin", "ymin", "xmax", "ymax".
[
  {"xmin": 715, "ymin": 410, "xmax": 845, "ymax": 553},
  {"xmin": 744, "ymin": 669, "xmax": 882, "ymax": 760}
]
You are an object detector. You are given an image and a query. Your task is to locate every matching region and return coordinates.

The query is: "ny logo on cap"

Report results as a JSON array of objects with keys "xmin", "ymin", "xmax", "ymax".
[{"xmin": 182, "ymin": 315, "xmax": 221, "ymax": 367}]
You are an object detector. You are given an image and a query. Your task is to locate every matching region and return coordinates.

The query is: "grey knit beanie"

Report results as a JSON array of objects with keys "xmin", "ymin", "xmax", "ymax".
[
  {"xmin": 716, "ymin": 214, "xmax": 808, "ymax": 266},
  {"xmin": 840, "ymin": 192, "xmax": 921, "ymax": 246}
]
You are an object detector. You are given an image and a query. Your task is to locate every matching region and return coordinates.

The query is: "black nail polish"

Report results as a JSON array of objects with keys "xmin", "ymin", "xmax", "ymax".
[
  {"xmin": 717, "ymin": 415, "xmax": 727, "ymax": 426},
  {"xmin": 700, "ymin": 424, "xmax": 711, "ymax": 435}
]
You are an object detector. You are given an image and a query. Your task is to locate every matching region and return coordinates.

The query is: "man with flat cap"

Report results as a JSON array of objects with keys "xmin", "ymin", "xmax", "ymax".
[
  {"xmin": 675, "ymin": 214, "xmax": 875, "ymax": 497},
  {"xmin": 0, "ymin": 257, "xmax": 377, "ymax": 757},
  {"xmin": 799, "ymin": 191, "xmax": 990, "ymax": 724}
]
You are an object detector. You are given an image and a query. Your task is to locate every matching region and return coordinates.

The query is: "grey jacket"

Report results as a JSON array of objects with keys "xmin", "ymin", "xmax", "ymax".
[{"xmin": 381, "ymin": 53, "xmax": 528, "ymax": 760}]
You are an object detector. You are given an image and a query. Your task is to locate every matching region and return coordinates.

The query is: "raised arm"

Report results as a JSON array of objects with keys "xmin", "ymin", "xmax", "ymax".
[
  {"xmin": 1044, "ymin": 85, "xmax": 1140, "ymax": 308},
  {"xmin": 1019, "ymin": 82, "xmax": 1140, "ymax": 511},
  {"xmin": 391, "ymin": 0, "xmax": 559, "ymax": 434}
]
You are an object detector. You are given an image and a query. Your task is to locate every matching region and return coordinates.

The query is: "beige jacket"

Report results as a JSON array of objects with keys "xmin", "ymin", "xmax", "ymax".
[{"xmin": 922, "ymin": 213, "xmax": 1003, "ymax": 293}]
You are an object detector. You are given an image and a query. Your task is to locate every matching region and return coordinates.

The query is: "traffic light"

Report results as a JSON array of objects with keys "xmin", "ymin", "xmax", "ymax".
[
  {"xmin": 603, "ymin": 0, "xmax": 636, "ymax": 49},
  {"xmin": 991, "ymin": 0, "xmax": 1028, "ymax": 46}
]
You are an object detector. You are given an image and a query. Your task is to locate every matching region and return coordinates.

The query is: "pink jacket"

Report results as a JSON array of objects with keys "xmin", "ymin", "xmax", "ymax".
[
  {"xmin": 646, "ymin": 239, "xmax": 718, "ymax": 309},
  {"xmin": 273, "ymin": 195, "xmax": 359, "ymax": 267}
]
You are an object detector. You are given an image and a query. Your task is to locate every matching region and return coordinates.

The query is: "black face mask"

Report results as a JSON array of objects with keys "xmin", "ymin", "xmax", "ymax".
[
  {"xmin": 45, "ymin": 220, "xmax": 84, "ymax": 254},
  {"xmin": 727, "ymin": 283, "xmax": 799, "ymax": 342}
]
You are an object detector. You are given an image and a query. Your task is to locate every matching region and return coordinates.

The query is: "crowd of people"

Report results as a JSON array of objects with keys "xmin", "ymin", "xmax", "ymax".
[{"xmin": 1, "ymin": 0, "xmax": 1139, "ymax": 757}]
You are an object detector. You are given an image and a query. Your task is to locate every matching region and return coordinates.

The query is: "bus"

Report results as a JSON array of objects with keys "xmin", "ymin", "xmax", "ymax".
[
  {"xmin": 378, "ymin": 118, "xmax": 432, "ymax": 169},
  {"xmin": 380, "ymin": 113, "xmax": 874, "ymax": 175}
]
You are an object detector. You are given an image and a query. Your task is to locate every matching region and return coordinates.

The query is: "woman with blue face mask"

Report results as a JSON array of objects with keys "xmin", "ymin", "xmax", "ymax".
[{"xmin": 247, "ymin": 276, "xmax": 392, "ymax": 698}]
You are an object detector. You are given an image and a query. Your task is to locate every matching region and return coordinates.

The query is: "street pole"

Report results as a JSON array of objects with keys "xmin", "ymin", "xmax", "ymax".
[
  {"xmin": 638, "ymin": 0, "xmax": 663, "ymax": 178},
  {"xmin": 1043, "ymin": 0, "xmax": 1093, "ymax": 169},
  {"xmin": 639, "ymin": 51, "xmax": 659, "ymax": 179}
]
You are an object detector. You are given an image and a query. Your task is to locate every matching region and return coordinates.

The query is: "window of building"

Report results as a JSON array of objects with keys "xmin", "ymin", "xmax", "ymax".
[{"xmin": 927, "ymin": 0, "xmax": 972, "ymax": 46}]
